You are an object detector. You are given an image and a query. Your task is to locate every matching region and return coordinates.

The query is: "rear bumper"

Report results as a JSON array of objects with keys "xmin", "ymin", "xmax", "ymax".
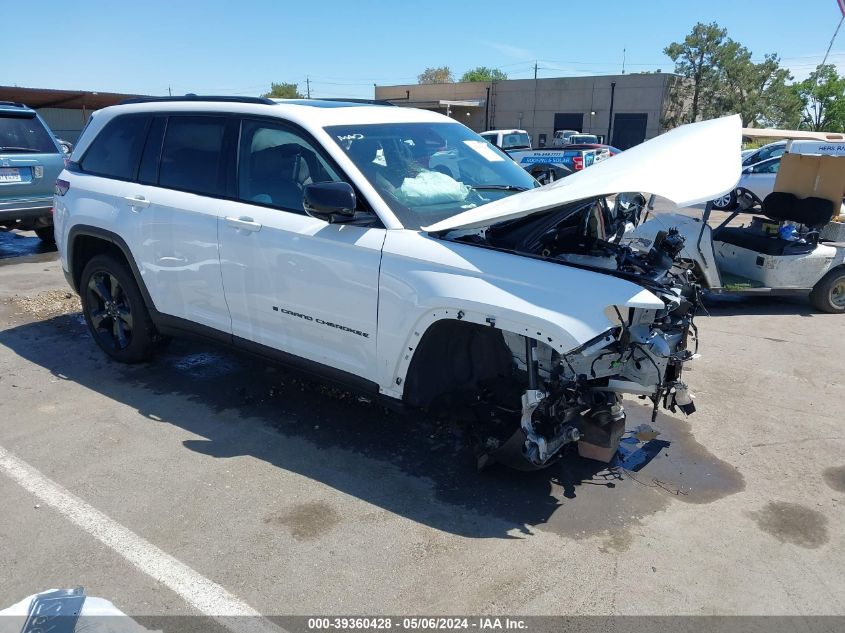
[{"xmin": 0, "ymin": 197, "xmax": 53, "ymax": 223}]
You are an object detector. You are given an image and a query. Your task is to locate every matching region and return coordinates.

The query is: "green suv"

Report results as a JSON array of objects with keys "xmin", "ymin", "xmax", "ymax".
[{"xmin": 0, "ymin": 101, "xmax": 66, "ymax": 242}]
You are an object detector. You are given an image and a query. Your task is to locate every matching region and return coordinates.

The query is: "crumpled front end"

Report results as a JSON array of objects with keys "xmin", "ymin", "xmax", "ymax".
[{"xmin": 486, "ymin": 236, "xmax": 701, "ymax": 470}]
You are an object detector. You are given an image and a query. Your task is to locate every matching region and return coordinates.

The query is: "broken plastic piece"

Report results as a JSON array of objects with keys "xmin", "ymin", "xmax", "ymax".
[{"xmin": 633, "ymin": 423, "xmax": 661, "ymax": 442}]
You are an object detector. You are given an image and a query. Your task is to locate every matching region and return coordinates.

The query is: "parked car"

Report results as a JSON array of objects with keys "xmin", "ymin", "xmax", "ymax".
[
  {"xmin": 55, "ymin": 137, "xmax": 74, "ymax": 155},
  {"xmin": 551, "ymin": 129, "xmax": 579, "ymax": 146},
  {"xmin": 567, "ymin": 133, "xmax": 600, "ymax": 145},
  {"xmin": 714, "ymin": 139, "xmax": 845, "ymax": 209},
  {"xmin": 713, "ymin": 156, "xmax": 782, "ymax": 209},
  {"xmin": 0, "ymin": 101, "xmax": 66, "ymax": 242},
  {"xmin": 564, "ymin": 143, "xmax": 623, "ymax": 161},
  {"xmin": 55, "ymin": 96, "xmax": 720, "ymax": 469},
  {"xmin": 479, "ymin": 129, "xmax": 532, "ymax": 151},
  {"xmin": 507, "ymin": 146, "xmax": 604, "ymax": 183},
  {"xmin": 742, "ymin": 140, "xmax": 786, "ymax": 167}
]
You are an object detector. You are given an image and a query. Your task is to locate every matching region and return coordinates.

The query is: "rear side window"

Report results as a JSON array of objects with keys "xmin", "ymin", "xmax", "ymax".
[
  {"xmin": 80, "ymin": 115, "xmax": 150, "ymax": 179},
  {"xmin": 159, "ymin": 116, "xmax": 230, "ymax": 196},
  {"xmin": 0, "ymin": 113, "xmax": 58, "ymax": 154}
]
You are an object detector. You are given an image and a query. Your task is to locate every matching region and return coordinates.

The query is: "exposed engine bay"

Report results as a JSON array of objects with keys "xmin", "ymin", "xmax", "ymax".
[{"xmin": 439, "ymin": 194, "xmax": 701, "ymax": 468}]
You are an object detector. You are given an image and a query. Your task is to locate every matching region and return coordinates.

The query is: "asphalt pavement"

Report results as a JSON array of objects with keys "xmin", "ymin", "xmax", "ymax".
[{"xmin": 0, "ymin": 228, "xmax": 843, "ymax": 625}]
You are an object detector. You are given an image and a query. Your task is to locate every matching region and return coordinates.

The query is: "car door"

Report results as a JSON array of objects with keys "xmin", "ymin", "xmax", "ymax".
[
  {"xmin": 742, "ymin": 157, "xmax": 780, "ymax": 201},
  {"xmin": 217, "ymin": 117, "xmax": 384, "ymax": 382},
  {"xmin": 126, "ymin": 114, "xmax": 237, "ymax": 335}
]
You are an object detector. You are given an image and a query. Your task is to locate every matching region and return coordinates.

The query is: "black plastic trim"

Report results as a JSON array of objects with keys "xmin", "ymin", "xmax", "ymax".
[
  {"xmin": 120, "ymin": 95, "xmax": 276, "ymax": 106},
  {"xmin": 151, "ymin": 311, "xmax": 379, "ymax": 395},
  {"xmin": 233, "ymin": 335, "xmax": 380, "ymax": 395}
]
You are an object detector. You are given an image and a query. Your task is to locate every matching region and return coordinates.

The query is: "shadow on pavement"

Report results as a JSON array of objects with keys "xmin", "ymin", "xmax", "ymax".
[
  {"xmin": 701, "ymin": 293, "xmax": 816, "ymax": 317},
  {"xmin": 0, "ymin": 313, "xmax": 743, "ymax": 539},
  {"xmin": 0, "ymin": 230, "xmax": 56, "ymax": 262}
]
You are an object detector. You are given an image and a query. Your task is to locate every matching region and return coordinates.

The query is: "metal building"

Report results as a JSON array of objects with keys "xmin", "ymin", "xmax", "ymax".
[{"xmin": 375, "ymin": 73, "xmax": 676, "ymax": 149}]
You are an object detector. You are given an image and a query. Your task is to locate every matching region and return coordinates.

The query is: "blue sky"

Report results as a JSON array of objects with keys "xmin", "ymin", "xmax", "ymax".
[{"xmin": 4, "ymin": 0, "xmax": 844, "ymax": 98}]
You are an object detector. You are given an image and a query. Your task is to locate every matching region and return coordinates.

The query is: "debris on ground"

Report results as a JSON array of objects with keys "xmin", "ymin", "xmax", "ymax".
[
  {"xmin": 633, "ymin": 423, "xmax": 661, "ymax": 441},
  {"xmin": 3, "ymin": 290, "xmax": 81, "ymax": 320}
]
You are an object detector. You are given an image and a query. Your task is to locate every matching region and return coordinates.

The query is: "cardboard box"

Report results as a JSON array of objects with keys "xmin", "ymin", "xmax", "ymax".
[{"xmin": 774, "ymin": 154, "xmax": 845, "ymax": 213}]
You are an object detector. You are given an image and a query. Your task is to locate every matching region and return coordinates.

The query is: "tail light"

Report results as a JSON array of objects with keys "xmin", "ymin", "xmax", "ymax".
[{"xmin": 55, "ymin": 179, "xmax": 70, "ymax": 196}]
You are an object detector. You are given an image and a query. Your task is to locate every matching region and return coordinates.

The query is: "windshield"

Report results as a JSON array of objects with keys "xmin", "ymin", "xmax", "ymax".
[
  {"xmin": 500, "ymin": 132, "xmax": 531, "ymax": 150},
  {"xmin": 0, "ymin": 114, "xmax": 58, "ymax": 153},
  {"xmin": 570, "ymin": 135, "xmax": 598, "ymax": 144},
  {"xmin": 326, "ymin": 122, "xmax": 538, "ymax": 229}
]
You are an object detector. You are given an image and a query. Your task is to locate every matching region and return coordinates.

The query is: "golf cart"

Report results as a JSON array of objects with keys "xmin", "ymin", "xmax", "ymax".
[{"xmin": 625, "ymin": 129, "xmax": 845, "ymax": 313}]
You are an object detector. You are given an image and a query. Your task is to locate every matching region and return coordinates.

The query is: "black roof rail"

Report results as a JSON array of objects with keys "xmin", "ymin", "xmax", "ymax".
[
  {"xmin": 0, "ymin": 101, "xmax": 29, "ymax": 108},
  {"xmin": 315, "ymin": 98, "xmax": 396, "ymax": 106},
  {"xmin": 119, "ymin": 95, "xmax": 276, "ymax": 106}
]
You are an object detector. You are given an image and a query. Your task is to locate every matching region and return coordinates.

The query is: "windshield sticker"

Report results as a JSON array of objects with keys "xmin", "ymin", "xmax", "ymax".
[
  {"xmin": 463, "ymin": 140, "xmax": 505, "ymax": 162},
  {"xmin": 337, "ymin": 133, "xmax": 363, "ymax": 142}
]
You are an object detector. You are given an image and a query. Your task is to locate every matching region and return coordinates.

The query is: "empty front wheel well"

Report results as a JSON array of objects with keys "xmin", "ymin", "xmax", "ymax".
[{"xmin": 402, "ymin": 319, "xmax": 516, "ymax": 410}]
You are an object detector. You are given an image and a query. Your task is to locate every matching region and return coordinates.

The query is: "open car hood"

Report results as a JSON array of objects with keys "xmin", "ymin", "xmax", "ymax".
[{"xmin": 423, "ymin": 115, "xmax": 742, "ymax": 233}]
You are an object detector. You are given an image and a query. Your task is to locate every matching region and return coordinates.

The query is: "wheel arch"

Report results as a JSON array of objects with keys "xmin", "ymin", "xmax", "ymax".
[
  {"xmin": 387, "ymin": 307, "xmax": 581, "ymax": 402},
  {"xmin": 67, "ymin": 225, "xmax": 156, "ymax": 311}
]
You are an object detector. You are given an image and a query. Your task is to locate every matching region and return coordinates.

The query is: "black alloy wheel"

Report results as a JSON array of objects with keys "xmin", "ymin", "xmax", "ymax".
[{"xmin": 86, "ymin": 270, "xmax": 134, "ymax": 351}]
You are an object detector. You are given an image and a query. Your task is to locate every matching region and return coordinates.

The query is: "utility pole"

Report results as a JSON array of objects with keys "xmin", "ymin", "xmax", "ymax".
[
  {"xmin": 622, "ymin": 48, "xmax": 626, "ymax": 74},
  {"xmin": 306, "ymin": 77, "xmax": 311, "ymax": 99},
  {"xmin": 168, "ymin": 86, "xmax": 172, "ymax": 96},
  {"xmin": 534, "ymin": 61, "xmax": 538, "ymax": 80}
]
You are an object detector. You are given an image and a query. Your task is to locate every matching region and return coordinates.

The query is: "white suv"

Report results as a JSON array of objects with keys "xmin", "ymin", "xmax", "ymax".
[{"xmin": 55, "ymin": 96, "xmax": 734, "ymax": 469}]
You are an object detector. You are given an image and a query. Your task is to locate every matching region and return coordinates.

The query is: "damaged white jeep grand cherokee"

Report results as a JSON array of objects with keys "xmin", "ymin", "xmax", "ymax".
[{"xmin": 54, "ymin": 96, "xmax": 741, "ymax": 469}]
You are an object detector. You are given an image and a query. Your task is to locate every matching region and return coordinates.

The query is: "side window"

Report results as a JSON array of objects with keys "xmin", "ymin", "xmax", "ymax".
[
  {"xmin": 754, "ymin": 160, "xmax": 780, "ymax": 174},
  {"xmin": 159, "ymin": 116, "xmax": 230, "ymax": 197},
  {"xmin": 80, "ymin": 115, "xmax": 150, "ymax": 180},
  {"xmin": 238, "ymin": 119, "xmax": 341, "ymax": 213}
]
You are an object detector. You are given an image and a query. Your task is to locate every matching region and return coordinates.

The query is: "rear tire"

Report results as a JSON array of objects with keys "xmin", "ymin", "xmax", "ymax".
[
  {"xmin": 810, "ymin": 268, "xmax": 845, "ymax": 314},
  {"xmin": 34, "ymin": 226, "xmax": 55, "ymax": 243},
  {"xmin": 80, "ymin": 254, "xmax": 158, "ymax": 362}
]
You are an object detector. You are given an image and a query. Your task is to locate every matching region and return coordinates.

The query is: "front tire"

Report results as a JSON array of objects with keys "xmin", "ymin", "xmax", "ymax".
[
  {"xmin": 810, "ymin": 268, "xmax": 845, "ymax": 314},
  {"xmin": 80, "ymin": 254, "xmax": 158, "ymax": 362},
  {"xmin": 712, "ymin": 191, "xmax": 737, "ymax": 210}
]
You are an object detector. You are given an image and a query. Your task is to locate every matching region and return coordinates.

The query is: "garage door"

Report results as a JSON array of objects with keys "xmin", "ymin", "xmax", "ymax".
[
  {"xmin": 611, "ymin": 113, "xmax": 648, "ymax": 150},
  {"xmin": 553, "ymin": 113, "xmax": 584, "ymax": 133}
]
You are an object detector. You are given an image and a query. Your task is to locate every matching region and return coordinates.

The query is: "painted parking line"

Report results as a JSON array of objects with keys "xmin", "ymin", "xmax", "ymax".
[{"xmin": 0, "ymin": 444, "xmax": 286, "ymax": 633}]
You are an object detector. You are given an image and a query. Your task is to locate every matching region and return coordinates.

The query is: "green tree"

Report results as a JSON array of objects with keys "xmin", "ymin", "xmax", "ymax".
[
  {"xmin": 715, "ymin": 45, "xmax": 801, "ymax": 127},
  {"xmin": 460, "ymin": 66, "xmax": 508, "ymax": 82},
  {"xmin": 262, "ymin": 82, "xmax": 303, "ymax": 99},
  {"xmin": 663, "ymin": 22, "xmax": 802, "ymax": 128},
  {"xmin": 417, "ymin": 66, "xmax": 454, "ymax": 84},
  {"xmin": 664, "ymin": 22, "xmax": 727, "ymax": 124},
  {"xmin": 796, "ymin": 64, "xmax": 845, "ymax": 132}
]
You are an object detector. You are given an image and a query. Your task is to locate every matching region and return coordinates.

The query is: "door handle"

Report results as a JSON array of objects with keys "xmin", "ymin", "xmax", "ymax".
[
  {"xmin": 225, "ymin": 216, "xmax": 262, "ymax": 232},
  {"xmin": 123, "ymin": 195, "xmax": 151, "ymax": 209}
]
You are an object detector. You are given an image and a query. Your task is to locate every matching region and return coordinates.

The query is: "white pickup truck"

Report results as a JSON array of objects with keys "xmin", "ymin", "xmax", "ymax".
[{"xmin": 480, "ymin": 129, "xmax": 604, "ymax": 183}]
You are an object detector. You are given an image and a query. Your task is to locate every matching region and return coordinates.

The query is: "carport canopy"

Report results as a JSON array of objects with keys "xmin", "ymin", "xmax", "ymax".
[
  {"xmin": 742, "ymin": 127, "xmax": 845, "ymax": 141},
  {"xmin": 0, "ymin": 85, "xmax": 147, "ymax": 110}
]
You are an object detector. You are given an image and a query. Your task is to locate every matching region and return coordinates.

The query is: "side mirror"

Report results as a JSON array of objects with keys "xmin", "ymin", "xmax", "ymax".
[
  {"xmin": 742, "ymin": 166, "xmax": 752, "ymax": 174},
  {"xmin": 303, "ymin": 182, "xmax": 356, "ymax": 222}
]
